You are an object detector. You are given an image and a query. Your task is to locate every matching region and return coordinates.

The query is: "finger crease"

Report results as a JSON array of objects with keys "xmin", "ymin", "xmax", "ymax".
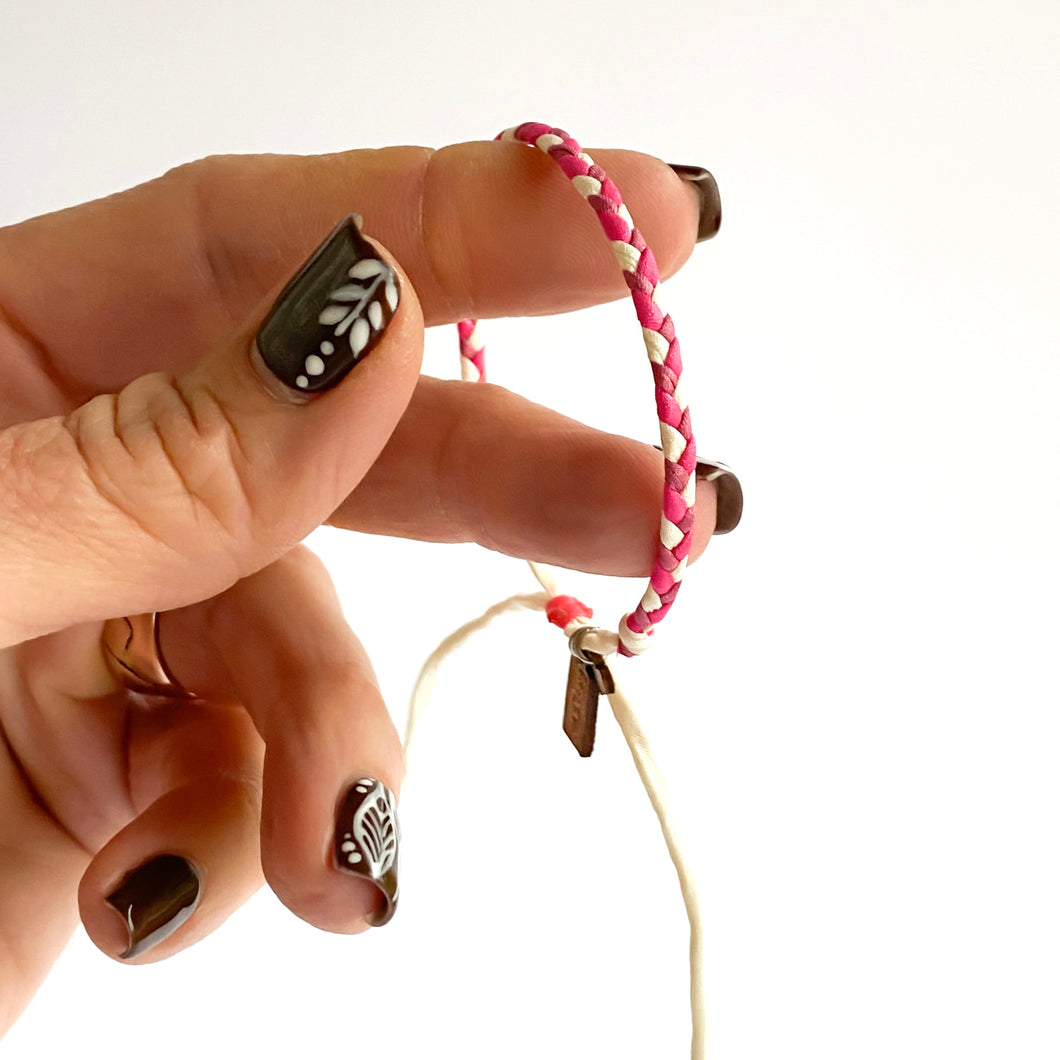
[
  {"xmin": 154, "ymin": 382, "xmax": 247, "ymax": 540},
  {"xmin": 187, "ymin": 167, "xmax": 242, "ymax": 328},
  {"xmin": 66, "ymin": 411, "xmax": 183, "ymax": 552},
  {"xmin": 0, "ymin": 299, "xmax": 75, "ymax": 408},
  {"xmin": 417, "ymin": 147, "xmax": 466, "ymax": 323},
  {"xmin": 0, "ymin": 706, "xmax": 93, "ymax": 858}
]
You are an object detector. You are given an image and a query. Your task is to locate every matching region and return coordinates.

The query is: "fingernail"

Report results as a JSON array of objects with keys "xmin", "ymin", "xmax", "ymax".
[
  {"xmin": 105, "ymin": 854, "xmax": 201, "ymax": 959},
  {"xmin": 334, "ymin": 777, "xmax": 400, "ymax": 926},
  {"xmin": 255, "ymin": 215, "xmax": 401, "ymax": 397},
  {"xmin": 654, "ymin": 445, "xmax": 743, "ymax": 534},
  {"xmin": 695, "ymin": 459, "xmax": 743, "ymax": 533},
  {"xmin": 668, "ymin": 164, "xmax": 722, "ymax": 242}
]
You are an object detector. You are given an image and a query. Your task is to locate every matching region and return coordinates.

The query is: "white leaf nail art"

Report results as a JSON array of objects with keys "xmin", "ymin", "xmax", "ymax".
[
  {"xmin": 319, "ymin": 305, "xmax": 349, "ymax": 326},
  {"xmin": 350, "ymin": 317, "xmax": 370, "ymax": 356},
  {"xmin": 343, "ymin": 779, "xmax": 398, "ymax": 877},
  {"xmin": 349, "ymin": 258, "xmax": 386, "ymax": 280},
  {"xmin": 299, "ymin": 251, "xmax": 399, "ymax": 388},
  {"xmin": 330, "ymin": 283, "xmax": 366, "ymax": 301}
]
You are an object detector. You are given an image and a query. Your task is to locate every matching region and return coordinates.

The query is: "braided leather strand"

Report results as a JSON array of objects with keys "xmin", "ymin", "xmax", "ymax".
[
  {"xmin": 457, "ymin": 122, "xmax": 697, "ymax": 658},
  {"xmin": 457, "ymin": 319, "xmax": 486, "ymax": 382}
]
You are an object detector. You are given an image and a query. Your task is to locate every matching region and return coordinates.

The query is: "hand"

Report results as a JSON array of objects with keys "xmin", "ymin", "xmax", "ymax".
[{"xmin": 0, "ymin": 140, "xmax": 715, "ymax": 1032}]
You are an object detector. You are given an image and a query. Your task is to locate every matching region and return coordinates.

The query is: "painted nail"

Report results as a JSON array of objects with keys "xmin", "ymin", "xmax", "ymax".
[
  {"xmin": 255, "ymin": 215, "xmax": 401, "ymax": 396},
  {"xmin": 334, "ymin": 777, "xmax": 400, "ymax": 927},
  {"xmin": 105, "ymin": 854, "xmax": 200, "ymax": 960},
  {"xmin": 695, "ymin": 459, "xmax": 743, "ymax": 534},
  {"xmin": 668, "ymin": 164, "xmax": 722, "ymax": 242}
]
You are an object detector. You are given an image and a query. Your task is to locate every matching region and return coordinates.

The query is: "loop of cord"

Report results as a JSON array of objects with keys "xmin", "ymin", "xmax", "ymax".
[
  {"xmin": 458, "ymin": 122, "xmax": 699, "ymax": 658},
  {"xmin": 529, "ymin": 561, "xmax": 618, "ymax": 656},
  {"xmin": 404, "ymin": 595, "xmax": 706, "ymax": 1060}
]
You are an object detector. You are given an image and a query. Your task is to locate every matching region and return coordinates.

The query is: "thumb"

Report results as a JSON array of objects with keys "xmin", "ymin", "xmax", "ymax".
[{"xmin": 0, "ymin": 217, "xmax": 420, "ymax": 647}]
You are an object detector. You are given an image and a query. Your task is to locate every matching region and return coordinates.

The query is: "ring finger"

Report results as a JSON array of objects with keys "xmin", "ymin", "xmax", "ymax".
[{"xmin": 163, "ymin": 545, "xmax": 403, "ymax": 936}]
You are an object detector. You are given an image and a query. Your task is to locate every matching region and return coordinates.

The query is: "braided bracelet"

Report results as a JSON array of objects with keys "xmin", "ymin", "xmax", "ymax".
[
  {"xmin": 465, "ymin": 121, "xmax": 695, "ymax": 649},
  {"xmin": 457, "ymin": 122, "xmax": 699, "ymax": 755},
  {"xmin": 406, "ymin": 124, "xmax": 734, "ymax": 1060}
]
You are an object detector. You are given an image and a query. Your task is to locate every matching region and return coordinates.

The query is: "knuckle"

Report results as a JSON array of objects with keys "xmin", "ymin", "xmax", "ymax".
[
  {"xmin": 165, "ymin": 155, "xmax": 250, "ymax": 316},
  {"xmin": 272, "ymin": 544, "xmax": 329, "ymax": 584},
  {"xmin": 418, "ymin": 145, "xmax": 470, "ymax": 322},
  {"xmin": 428, "ymin": 381, "xmax": 476, "ymax": 542},
  {"xmin": 162, "ymin": 153, "xmax": 246, "ymax": 196}
]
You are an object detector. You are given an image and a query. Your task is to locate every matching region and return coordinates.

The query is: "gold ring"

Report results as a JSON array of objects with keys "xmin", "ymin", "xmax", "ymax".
[{"xmin": 101, "ymin": 613, "xmax": 193, "ymax": 699}]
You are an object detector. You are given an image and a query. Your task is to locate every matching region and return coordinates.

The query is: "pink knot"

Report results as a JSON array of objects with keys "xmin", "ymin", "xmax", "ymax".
[{"xmin": 545, "ymin": 595, "xmax": 593, "ymax": 629}]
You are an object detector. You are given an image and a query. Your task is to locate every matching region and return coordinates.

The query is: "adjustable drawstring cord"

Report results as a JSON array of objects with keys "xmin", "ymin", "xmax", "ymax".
[{"xmin": 404, "ymin": 561, "xmax": 707, "ymax": 1060}]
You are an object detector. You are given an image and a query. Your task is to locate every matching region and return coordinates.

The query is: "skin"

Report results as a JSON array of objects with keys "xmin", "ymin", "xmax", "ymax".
[{"xmin": 0, "ymin": 141, "xmax": 716, "ymax": 1034}]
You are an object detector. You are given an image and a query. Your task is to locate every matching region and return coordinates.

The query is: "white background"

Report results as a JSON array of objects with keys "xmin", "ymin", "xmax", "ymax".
[{"xmin": 1, "ymin": 0, "xmax": 1057, "ymax": 1057}]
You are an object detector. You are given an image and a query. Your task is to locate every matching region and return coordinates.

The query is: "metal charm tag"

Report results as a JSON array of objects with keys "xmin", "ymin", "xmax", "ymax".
[{"xmin": 562, "ymin": 633, "xmax": 615, "ymax": 757}]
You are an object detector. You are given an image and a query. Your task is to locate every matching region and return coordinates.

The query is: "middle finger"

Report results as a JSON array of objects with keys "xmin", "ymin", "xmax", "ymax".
[
  {"xmin": 0, "ymin": 142, "xmax": 702, "ymax": 405},
  {"xmin": 331, "ymin": 377, "xmax": 726, "ymax": 575}
]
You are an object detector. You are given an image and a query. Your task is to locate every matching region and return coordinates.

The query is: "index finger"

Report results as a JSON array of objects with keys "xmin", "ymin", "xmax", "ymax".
[{"xmin": 0, "ymin": 141, "xmax": 705, "ymax": 402}]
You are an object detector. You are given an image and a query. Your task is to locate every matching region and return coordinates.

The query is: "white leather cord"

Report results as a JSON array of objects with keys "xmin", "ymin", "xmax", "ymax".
[
  {"xmin": 403, "ymin": 591, "xmax": 550, "ymax": 763},
  {"xmin": 404, "ymin": 579, "xmax": 707, "ymax": 1059},
  {"xmin": 606, "ymin": 681, "xmax": 706, "ymax": 1060}
]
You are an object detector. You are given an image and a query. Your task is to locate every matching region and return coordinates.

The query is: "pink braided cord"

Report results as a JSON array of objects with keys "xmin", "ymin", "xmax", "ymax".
[
  {"xmin": 458, "ymin": 123, "xmax": 697, "ymax": 658},
  {"xmin": 457, "ymin": 319, "xmax": 486, "ymax": 382}
]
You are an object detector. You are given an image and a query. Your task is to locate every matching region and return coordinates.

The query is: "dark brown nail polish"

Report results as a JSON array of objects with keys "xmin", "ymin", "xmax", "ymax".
[
  {"xmin": 695, "ymin": 459, "xmax": 744, "ymax": 534},
  {"xmin": 668, "ymin": 164, "xmax": 722, "ymax": 242},
  {"xmin": 105, "ymin": 854, "xmax": 200, "ymax": 959},
  {"xmin": 256, "ymin": 215, "xmax": 400, "ymax": 396},
  {"xmin": 334, "ymin": 778, "xmax": 399, "ymax": 927}
]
